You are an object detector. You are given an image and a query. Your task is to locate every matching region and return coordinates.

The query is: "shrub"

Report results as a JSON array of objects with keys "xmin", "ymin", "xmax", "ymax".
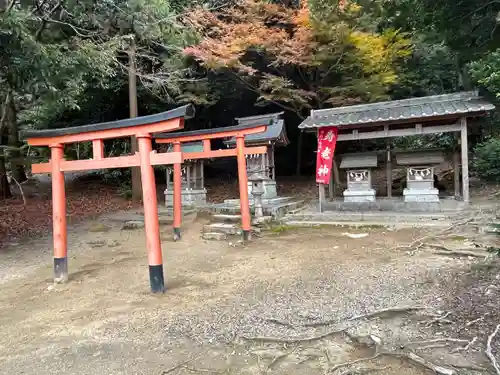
[{"xmin": 473, "ymin": 138, "xmax": 500, "ymax": 182}]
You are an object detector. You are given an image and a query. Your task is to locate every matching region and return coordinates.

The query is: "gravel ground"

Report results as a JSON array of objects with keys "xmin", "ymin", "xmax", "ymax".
[{"xmin": 0, "ymin": 215, "xmax": 491, "ymax": 375}]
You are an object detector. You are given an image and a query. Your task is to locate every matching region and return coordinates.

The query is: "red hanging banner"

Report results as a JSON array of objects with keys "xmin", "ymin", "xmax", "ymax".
[{"xmin": 315, "ymin": 126, "xmax": 339, "ymax": 184}]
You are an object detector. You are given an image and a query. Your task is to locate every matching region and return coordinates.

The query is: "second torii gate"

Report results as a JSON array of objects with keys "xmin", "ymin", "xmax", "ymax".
[
  {"xmin": 155, "ymin": 119, "xmax": 271, "ymax": 241},
  {"xmin": 22, "ymin": 104, "xmax": 270, "ymax": 293}
]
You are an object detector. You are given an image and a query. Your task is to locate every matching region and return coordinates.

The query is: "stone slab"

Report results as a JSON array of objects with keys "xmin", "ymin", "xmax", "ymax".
[
  {"xmin": 403, "ymin": 188, "xmax": 439, "ymax": 203},
  {"xmin": 343, "ymin": 189, "xmax": 376, "ymax": 203},
  {"xmin": 205, "ymin": 198, "xmax": 303, "ymax": 218},
  {"xmin": 320, "ymin": 197, "xmax": 464, "ymax": 213},
  {"xmin": 203, "ymin": 223, "xmax": 240, "ymax": 235},
  {"xmin": 284, "ymin": 219, "xmax": 453, "ymax": 229},
  {"xmin": 202, "ymin": 232, "xmax": 228, "ymax": 241},
  {"xmin": 344, "ymin": 195, "xmax": 376, "ymax": 203},
  {"xmin": 212, "ymin": 214, "xmax": 241, "ymax": 222}
]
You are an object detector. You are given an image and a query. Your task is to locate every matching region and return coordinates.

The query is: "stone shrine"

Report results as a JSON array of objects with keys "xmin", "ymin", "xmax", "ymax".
[
  {"xmin": 225, "ymin": 112, "xmax": 289, "ymax": 200},
  {"xmin": 340, "ymin": 152, "xmax": 378, "ymax": 202},
  {"xmin": 164, "ymin": 142, "xmax": 207, "ymax": 207},
  {"xmin": 395, "ymin": 150, "xmax": 445, "ymax": 203}
]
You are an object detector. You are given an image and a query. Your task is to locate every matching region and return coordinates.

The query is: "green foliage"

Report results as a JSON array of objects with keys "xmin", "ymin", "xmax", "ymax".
[
  {"xmin": 470, "ymin": 50, "xmax": 500, "ymax": 98},
  {"xmin": 473, "ymin": 138, "xmax": 500, "ymax": 182}
]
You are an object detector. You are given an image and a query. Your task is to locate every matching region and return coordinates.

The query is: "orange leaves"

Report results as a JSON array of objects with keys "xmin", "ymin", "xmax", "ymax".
[{"xmin": 182, "ymin": 0, "xmax": 317, "ymax": 72}]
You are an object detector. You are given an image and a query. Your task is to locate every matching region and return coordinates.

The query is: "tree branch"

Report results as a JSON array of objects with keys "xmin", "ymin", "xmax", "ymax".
[
  {"xmin": 486, "ymin": 324, "xmax": 500, "ymax": 375},
  {"xmin": 461, "ymin": 1, "xmax": 500, "ymax": 20},
  {"xmin": 230, "ymin": 72, "xmax": 306, "ymax": 119},
  {"xmin": 7, "ymin": 0, "xmax": 16, "ymax": 12},
  {"xmin": 35, "ymin": 1, "xmax": 63, "ymax": 40}
]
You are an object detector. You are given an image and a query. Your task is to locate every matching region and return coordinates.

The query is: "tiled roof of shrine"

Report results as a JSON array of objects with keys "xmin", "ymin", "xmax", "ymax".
[
  {"xmin": 298, "ymin": 91, "xmax": 494, "ymax": 129},
  {"xmin": 225, "ymin": 112, "xmax": 289, "ymax": 147}
]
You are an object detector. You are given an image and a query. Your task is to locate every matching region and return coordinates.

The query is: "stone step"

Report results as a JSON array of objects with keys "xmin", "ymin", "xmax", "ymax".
[
  {"xmin": 284, "ymin": 220, "xmax": 453, "ymax": 229},
  {"xmin": 202, "ymin": 232, "xmax": 228, "ymax": 241},
  {"xmin": 203, "ymin": 223, "xmax": 241, "ymax": 235},
  {"xmin": 223, "ymin": 196, "xmax": 294, "ymax": 206},
  {"xmin": 207, "ymin": 200, "xmax": 305, "ymax": 218},
  {"xmin": 267, "ymin": 200, "xmax": 305, "ymax": 218},
  {"xmin": 285, "ymin": 211, "xmax": 450, "ymax": 223},
  {"xmin": 212, "ymin": 214, "xmax": 241, "ymax": 223}
]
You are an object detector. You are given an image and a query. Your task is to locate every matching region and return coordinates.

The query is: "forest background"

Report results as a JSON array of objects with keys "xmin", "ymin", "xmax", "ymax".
[{"xmin": 2, "ymin": 0, "xmax": 500, "ymax": 202}]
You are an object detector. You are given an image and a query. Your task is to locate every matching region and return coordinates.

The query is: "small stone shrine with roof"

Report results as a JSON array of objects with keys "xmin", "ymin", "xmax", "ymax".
[
  {"xmin": 340, "ymin": 152, "xmax": 378, "ymax": 202},
  {"xmin": 164, "ymin": 141, "xmax": 206, "ymax": 207},
  {"xmin": 225, "ymin": 112, "xmax": 289, "ymax": 200}
]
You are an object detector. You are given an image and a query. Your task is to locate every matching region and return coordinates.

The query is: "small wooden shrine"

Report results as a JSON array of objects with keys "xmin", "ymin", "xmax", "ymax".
[
  {"xmin": 225, "ymin": 112, "xmax": 289, "ymax": 199},
  {"xmin": 298, "ymin": 91, "xmax": 495, "ymax": 210},
  {"xmin": 164, "ymin": 141, "xmax": 206, "ymax": 206}
]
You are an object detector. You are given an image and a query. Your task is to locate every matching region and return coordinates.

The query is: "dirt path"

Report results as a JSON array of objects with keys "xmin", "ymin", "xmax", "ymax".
[{"xmin": 0, "ymin": 215, "xmax": 489, "ymax": 375}]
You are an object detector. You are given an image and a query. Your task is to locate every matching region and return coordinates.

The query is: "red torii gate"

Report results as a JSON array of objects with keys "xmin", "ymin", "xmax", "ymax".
[
  {"xmin": 155, "ymin": 118, "xmax": 270, "ymax": 241},
  {"xmin": 22, "ymin": 105, "xmax": 269, "ymax": 293}
]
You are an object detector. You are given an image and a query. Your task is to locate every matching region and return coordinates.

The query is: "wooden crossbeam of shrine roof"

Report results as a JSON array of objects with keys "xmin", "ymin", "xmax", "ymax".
[
  {"xmin": 299, "ymin": 91, "xmax": 494, "ymax": 137},
  {"xmin": 225, "ymin": 114, "xmax": 289, "ymax": 147},
  {"xmin": 21, "ymin": 104, "xmax": 195, "ymax": 146},
  {"xmin": 395, "ymin": 149, "xmax": 446, "ymax": 166},
  {"xmin": 155, "ymin": 117, "xmax": 270, "ymax": 143}
]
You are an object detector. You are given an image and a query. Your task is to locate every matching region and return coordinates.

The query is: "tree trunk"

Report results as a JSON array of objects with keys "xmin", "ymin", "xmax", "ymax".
[
  {"xmin": 295, "ymin": 130, "xmax": 303, "ymax": 175},
  {"xmin": 128, "ymin": 37, "xmax": 142, "ymax": 200},
  {"xmin": 0, "ymin": 93, "xmax": 12, "ymax": 200},
  {"xmin": 6, "ymin": 94, "xmax": 27, "ymax": 183},
  {"xmin": 0, "ymin": 148, "xmax": 11, "ymax": 199}
]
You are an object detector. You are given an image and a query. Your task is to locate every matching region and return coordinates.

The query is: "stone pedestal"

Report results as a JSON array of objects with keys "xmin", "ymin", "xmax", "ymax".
[
  {"xmin": 403, "ymin": 166, "xmax": 439, "ymax": 203},
  {"xmin": 343, "ymin": 169, "xmax": 376, "ymax": 202},
  {"xmin": 343, "ymin": 189, "xmax": 376, "ymax": 202},
  {"xmin": 164, "ymin": 188, "xmax": 207, "ymax": 207},
  {"xmin": 247, "ymin": 179, "xmax": 277, "ymax": 200}
]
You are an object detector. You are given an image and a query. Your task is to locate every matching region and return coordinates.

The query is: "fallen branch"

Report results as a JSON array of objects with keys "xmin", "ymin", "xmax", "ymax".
[
  {"xmin": 403, "ymin": 338, "xmax": 469, "ymax": 348},
  {"xmin": 265, "ymin": 318, "xmax": 295, "ymax": 329},
  {"xmin": 329, "ymin": 354, "xmax": 381, "ymax": 373},
  {"xmin": 451, "ymin": 337, "xmax": 477, "ymax": 353},
  {"xmin": 402, "ymin": 352, "xmax": 455, "ymax": 375},
  {"xmin": 347, "ymin": 306, "xmax": 431, "ymax": 322},
  {"xmin": 425, "ymin": 243, "xmax": 455, "ymax": 251},
  {"xmin": 466, "ymin": 316, "xmax": 485, "ymax": 327},
  {"xmin": 329, "ymin": 349, "xmax": 455, "ymax": 375},
  {"xmin": 388, "ymin": 219, "xmax": 473, "ymax": 252},
  {"xmin": 161, "ymin": 354, "xmax": 204, "ymax": 374},
  {"xmin": 241, "ymin": 327, "xmax": 346, "ymax": 344},
  {"xmin": 433, "ymin": 250, "xmax": 488, "ymax": 259},
  {"xmin": 302, "ymin": 306, "xmax": 431, "ymax": 328},
  {"xmin": 425, "ymin": 311, "xmax": 453, "ymax": 327},
  {"xmin": 486, "ymin": 324, "xmax": 500, "ymax": 375}
]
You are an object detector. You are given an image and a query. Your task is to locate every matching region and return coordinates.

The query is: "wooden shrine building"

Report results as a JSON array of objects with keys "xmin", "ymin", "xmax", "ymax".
[
  {"xmin": 298, "ymin": 91, "xmax": 495, "ymax": 210},
  {"xmin": 225, "ymin": 112, "xmax": 289, "ymax": 199}
]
